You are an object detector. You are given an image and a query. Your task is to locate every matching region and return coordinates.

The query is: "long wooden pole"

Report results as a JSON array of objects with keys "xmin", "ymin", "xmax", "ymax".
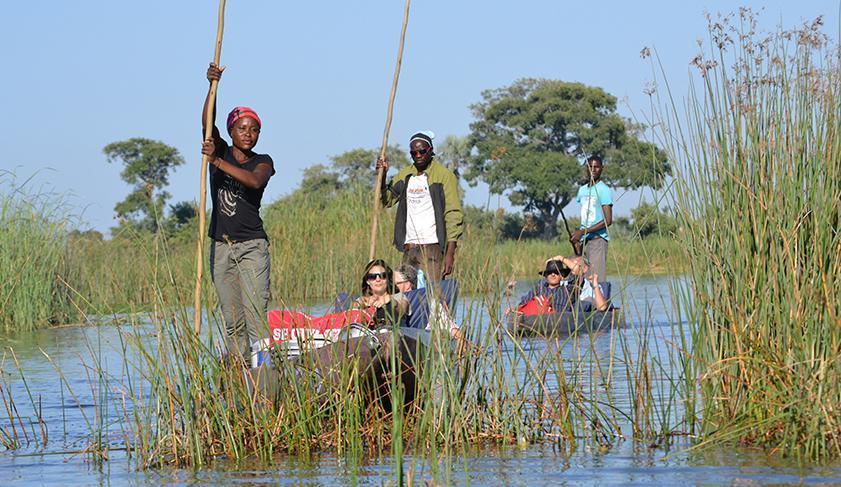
[
  {"xmin": 559, "ymin": 209, "xmax": 581, "ymax": 256},
  {"xmin": 369, "ymin": 0, "xmax": 411, "ymax": 261},
  {"xmin": 194, "ymin": 0, "xmax": 227, "ymax": 334}
]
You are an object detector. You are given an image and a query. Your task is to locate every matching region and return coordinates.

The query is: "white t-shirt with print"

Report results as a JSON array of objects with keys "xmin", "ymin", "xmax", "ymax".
[{"xmin": 404, "ymin": 174, "xmax": 438, "ymax": 244}]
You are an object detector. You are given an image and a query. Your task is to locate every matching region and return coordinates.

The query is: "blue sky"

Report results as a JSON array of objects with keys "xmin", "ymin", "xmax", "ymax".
[{"xmin": 1, "ymin": 1, "xmax": 837, "ymax": 234}]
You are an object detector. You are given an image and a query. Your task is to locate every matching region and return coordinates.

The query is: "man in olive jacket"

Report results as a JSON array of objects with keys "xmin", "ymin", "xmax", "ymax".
[{"xmin": 376, "ymin": 131, "xmax": 463, "ymax": 281}]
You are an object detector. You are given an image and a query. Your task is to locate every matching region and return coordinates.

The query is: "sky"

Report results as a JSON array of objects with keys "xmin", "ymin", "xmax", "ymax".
[{"xmin": 1, "ymin": 1, "xmax": 837, "ymax": 235}]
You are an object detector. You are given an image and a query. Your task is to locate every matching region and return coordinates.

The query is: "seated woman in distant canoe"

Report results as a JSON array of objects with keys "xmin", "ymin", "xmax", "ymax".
[
  {"xmin": 547, "ymin": 255, "xmax": 610, "ymax": 312},
  {"xmin": 509, "ymin": 259, "xmax": 573, "ymax": 315},
  {"xmin": 352, "ymin": 259, "xmax": 409, "ymax": 328}
]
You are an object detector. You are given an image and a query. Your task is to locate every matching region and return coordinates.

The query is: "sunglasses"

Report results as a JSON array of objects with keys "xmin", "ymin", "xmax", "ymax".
[
  {"xmin": 410, "ymin": 147, "xmax": 431, "ymax": 157},
  {"xmin": 545, "ymin": 271, "xmax": 560, "ymax": 276},
  {"xmin": 365, "ymin": 272, "xmax": 388, "ymax": 282}
]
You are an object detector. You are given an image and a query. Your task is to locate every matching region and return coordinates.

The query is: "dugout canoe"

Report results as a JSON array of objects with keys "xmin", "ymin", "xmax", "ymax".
[
  {"xmin": 297, "ymin": 326, "xmax": 428, "ymax": 410},
  {"xmin": 251, "ymin": 325, "xmax": 430, "ymax": 412},
  {"xmin": 507, "ymin": 307, "xmax": 625, "ymax": 338}
]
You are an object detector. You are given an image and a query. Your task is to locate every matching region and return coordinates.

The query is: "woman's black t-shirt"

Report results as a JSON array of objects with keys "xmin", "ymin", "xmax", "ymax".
[{"xmin": 208, "ymin": 140, "xmax": 275, "ymax": 242}]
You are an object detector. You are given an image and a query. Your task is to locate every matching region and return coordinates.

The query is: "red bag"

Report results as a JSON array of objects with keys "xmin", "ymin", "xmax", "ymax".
[{"xmin": 517, "ymin": 296, "xmax": 554, "ymax": 316}]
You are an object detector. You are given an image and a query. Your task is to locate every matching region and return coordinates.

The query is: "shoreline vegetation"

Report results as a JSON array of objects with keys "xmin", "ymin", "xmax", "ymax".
[
  {"xmin": 1, "ymin": 183, "xmax": 685, "ymax": 330},
  {"xmin": 0, "ymin": 8, "xmax": 837, "ymax": 478}
]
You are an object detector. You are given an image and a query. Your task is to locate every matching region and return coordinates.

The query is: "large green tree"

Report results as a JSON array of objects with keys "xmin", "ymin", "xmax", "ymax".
[
  {"xmin": 465, "ymin": 78, "xmax": 669, "ymax": 239},
  {"xmin": 104, "ymin": 138, "xmax": 185, "ymax": 233}
]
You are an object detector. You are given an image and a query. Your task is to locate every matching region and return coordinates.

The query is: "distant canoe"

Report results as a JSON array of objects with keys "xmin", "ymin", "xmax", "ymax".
[{"xmin": 507, "ymin": 307, "xmax": 625, "ymax": 337}]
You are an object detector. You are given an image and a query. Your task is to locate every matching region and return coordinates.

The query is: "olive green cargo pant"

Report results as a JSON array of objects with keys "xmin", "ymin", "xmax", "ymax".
[{"xmin": 210, "ymin": 238, "xmax": 271, "ymax": 361}]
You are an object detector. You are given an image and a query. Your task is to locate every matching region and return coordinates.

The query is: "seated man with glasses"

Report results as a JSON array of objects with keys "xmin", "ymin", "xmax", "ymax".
[
  {"xmin": 393, "ymin": 265, "xmax": 461, "ymax": 333},
  {"xmin": 376, "ymin": 131, "xmax": 463, "ymax": 282},
  {"xmin": 393, "ymin": 264, "xmax": 467, "ymax": 348}
]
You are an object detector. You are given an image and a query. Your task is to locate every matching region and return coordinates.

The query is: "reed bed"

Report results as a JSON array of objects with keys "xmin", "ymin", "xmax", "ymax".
[
  {"xmin": 0, "ymin": 173, "xmax": 75, "ymax": 332},
  {"xmin": 0, "ymin": 221, "xmax": 689, "ymax": 477},
  {"xmin": 65, "ymin": 193, "xmax": 682, "ymax": 311},
  {"xmin": 265, "ymin": 190, "xmax": 684, "ymax": 302},
  {"xmin": 0, "ymin": 182, "xmax": 683, "ymax": 332},
  {"xmin": 651, "ymin": 11, "xmax": 840, "ymax": 458},
  {"xmin": 63, "ymin": 280, "xmax": 683, "ymax": 473}
]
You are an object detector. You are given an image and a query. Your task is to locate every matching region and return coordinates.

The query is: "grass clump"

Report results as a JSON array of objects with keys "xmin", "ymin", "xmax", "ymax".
[
  {"xmin": 114, "ymin": 296, "xmax": 661, "ymax": 470},
  {"xmin": 0, "ymin": 172, "xmax": 75, "ymax": 332},
  {"xmin": 46, "ymin": 188, "xmax": 685, "ymax": 320},
  {"xmin": 651, "ymin": 10, "xmax": 841, "ymax": 458}
]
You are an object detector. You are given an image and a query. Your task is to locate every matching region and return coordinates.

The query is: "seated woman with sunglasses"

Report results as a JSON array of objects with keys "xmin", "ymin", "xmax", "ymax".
[{"xmin": 352, "ymin": 259, "xmax": 409, "ymax": 329}]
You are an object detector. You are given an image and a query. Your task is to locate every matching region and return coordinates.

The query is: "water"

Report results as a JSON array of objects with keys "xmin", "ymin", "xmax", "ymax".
[{"xmin": 1, "ymin": 276, "xmax": 840, "ymax": 485}]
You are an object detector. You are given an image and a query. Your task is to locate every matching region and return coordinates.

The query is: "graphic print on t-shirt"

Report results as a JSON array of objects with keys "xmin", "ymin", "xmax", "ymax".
[
  {"xmin": 580, "ymin": 194, "xmax": 598, "ymax": 225},
  {"xmin": 405, "ymin": 174, "xmax": 438, "ymax": 244},
  {"xmin": 219, "ymin": 175, "xmax": 244, "ymax": 217}
]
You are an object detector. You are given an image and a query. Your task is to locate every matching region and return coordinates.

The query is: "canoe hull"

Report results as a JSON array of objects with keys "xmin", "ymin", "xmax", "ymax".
[
  {"xmin": 306, "ymin": 328, "xmax": 423, "ymax": 409},
  {"xmin": 508, "ymin": 308, "xmax": 625, "ymax": 337},
  {"xmin": 254, "ymin": 328, "xmax": 426, "ymax": 412}
]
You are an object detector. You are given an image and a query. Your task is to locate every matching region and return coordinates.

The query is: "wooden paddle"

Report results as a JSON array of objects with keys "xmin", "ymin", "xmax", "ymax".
[
  {"xmin": 369, "ymin": 0, "xmax": 411, "ymax": 261},
  {"xmin": 194, "ymin": 0, "xmax": 227, "ymax": 334}
]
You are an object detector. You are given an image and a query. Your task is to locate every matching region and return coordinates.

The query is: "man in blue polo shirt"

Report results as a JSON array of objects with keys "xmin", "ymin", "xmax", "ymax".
[{"xmin": 570, "ymin": 155, "xmax": 613, "ymax": 279}]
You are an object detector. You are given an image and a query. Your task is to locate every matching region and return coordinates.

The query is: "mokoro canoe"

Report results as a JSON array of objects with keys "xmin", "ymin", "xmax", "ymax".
[
  {"xmin": 253, "ymin": 326, "xmax": 429, "ymax": 412},
  {"xmin": 507, "ymin": 307, "xmax": 625, "ymax": 337}
]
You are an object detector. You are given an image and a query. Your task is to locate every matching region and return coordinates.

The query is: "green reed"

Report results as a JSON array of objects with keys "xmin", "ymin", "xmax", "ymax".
[
  {"xmin": 20, "ymin": 186, "xmax": 684, "ymax": 327},
  {"xmin": 650, "ymin": 10, "xmax": 840, "ymax": 458},
  {"xmin": 45, "ymin": 229, "xmax": 679, "ymax": 471},
  {"xmin": 0, "ymin": 173, "xmax": 76, "ymax": 332},
  {"xmin": 111, "ymin": 305, "xmax": 633, "ymax": 469},
  {"xmin": 0, "ymin": 193, "xmax": 693, "ymax": 480}
]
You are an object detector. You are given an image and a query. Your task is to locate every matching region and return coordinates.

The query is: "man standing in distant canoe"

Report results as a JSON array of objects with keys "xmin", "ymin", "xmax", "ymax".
[
  {"xmin": 570, "ymin": 155, "xmax": 613, "ymax": 279},
  {"xmin": 376, "ymin": 131, "xmax": 463, "ymax": 282}
]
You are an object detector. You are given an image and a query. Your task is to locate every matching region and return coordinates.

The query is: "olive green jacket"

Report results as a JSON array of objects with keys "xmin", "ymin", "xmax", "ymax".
[{"xmin": 381, "ymin": 159, "xmax": 464, "ymax": 252}]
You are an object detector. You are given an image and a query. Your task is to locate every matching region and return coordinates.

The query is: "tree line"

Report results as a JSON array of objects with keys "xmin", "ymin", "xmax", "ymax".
[{"xmin": 100, "ymin": 78, "xmax": 675, "ymax": 241}]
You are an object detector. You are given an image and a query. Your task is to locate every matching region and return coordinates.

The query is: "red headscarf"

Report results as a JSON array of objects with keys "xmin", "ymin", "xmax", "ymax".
[{"xmin": 226, "ymin": 106, "xmax": 261, "ymax": 132}]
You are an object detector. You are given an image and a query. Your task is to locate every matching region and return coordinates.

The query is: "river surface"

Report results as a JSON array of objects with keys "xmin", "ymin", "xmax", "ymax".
[{"xmin": 1, "ymin": 276, "xmax": 840, "ymax": 485}]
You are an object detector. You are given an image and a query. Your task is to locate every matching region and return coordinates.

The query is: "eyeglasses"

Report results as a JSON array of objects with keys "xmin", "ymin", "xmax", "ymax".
[
  {"xmin": 365, "ymin": 272, "xmax": 388, "ymax": 282},
  {"xmin": 410, "ymin": 147, "xmax": 431, "ymax": 157},
  {"xmin": 394, "ymin": 280, "xmax": 409, "ymax": 286}
]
